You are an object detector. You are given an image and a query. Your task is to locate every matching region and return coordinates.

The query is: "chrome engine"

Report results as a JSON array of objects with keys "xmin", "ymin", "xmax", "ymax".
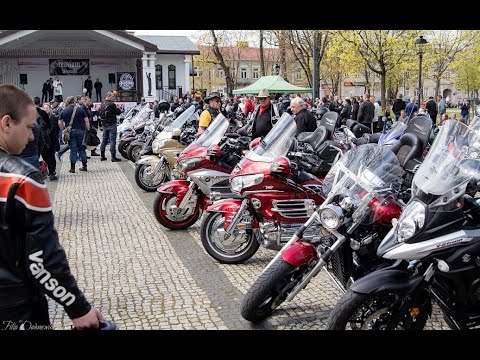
[{"xmin": 256, "ymin": 221, "xmax": 330, "ymax": 251}]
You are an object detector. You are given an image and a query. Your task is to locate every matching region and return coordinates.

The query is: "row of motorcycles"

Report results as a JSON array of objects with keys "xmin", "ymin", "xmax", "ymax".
[{"xmin": 125, "ymin": 99, "xmax": 480, "ymax": 330}]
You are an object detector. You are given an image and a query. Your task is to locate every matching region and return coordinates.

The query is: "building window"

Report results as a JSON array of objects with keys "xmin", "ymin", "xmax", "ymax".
[
  {"xmin": 252, "ymin": 67, "xmax": 259, "ymax": 79},
  {"xmin": 405, "ymin": 87, "xmax": 410, "ymax": 97},
  {"xmin": 295, "ymin": 71, "xmax": 302, "ymax": 81},
  {"xmin": 168, "ymin": 65, "xmax": 176, "ymax": 89},
  {"xmin": 196, "ymin": 67, "xmax": 202, "ymax": 77},
  {"xmin": 155, "ymin": 64, "xmax": 163, "ymax": 89},
  {"xmin": 218, "ymin": 68, "xmax": 224, "ymax": 78},
  {"xmin": 241, "ymin": 68, "xmax": 247, "ymax": 79}
]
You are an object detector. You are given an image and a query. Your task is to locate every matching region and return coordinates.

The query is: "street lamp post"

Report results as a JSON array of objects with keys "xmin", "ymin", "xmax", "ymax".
[{"xmin": 415, "ymin": 35, "xmax": 428, "ymax": 105}]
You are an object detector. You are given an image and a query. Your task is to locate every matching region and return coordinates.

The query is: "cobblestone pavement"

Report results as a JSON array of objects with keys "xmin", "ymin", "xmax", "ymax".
[{"xmin": 45, "ymin": 153, "xmax": 449, "ymax": 330}]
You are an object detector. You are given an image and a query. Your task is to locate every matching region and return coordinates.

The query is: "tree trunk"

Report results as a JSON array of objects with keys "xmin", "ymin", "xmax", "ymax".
[
  {"xmin": 364, "ymin": 67, "xmax": 370, "ymax": 94},
  {"xmin": 259, "ymin": 30, "xmax": 265, "ymax": 76},
  {"xmin": 435, "ymin": 78, "xmax": 441, "ymax": 99},
  {"xmin": 380, "ymin": 71, "xmax": 387, "ymax": 110},
  {"xmin": 210, "ymin": 30, "xmax": 233, "ymax": 97},
  {"xmin": 278, "ymin": 30, "xmax": 287, "ymax": 78}
]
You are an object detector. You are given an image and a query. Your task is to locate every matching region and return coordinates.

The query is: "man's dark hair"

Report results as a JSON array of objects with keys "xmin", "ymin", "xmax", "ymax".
[
  {"xmin": 33, "ymin": 96, "xmax": 41, "ymax": 106},
  {"xmin": 0, "ymin": 84, "xmax": 35, "ymax": 124},
  {"xmin": 429, "ymin": 96, "xmax": 434, "ymax": 99}
]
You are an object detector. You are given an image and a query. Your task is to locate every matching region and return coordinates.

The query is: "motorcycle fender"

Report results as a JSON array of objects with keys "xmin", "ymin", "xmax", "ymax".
[
  {"xmin": 281, "ymin": 241, "xmax": 318, "ymax": 267},
  {"xmin": 206, "ymin": 198, "xmax": 243, "ymax": 213},
  {"xmin": 350, "ymin": 268, "xmax": 423, "ymax": 295},
  {"xmin": 122, "ymin": 136, "xmax": 137, "ymax": 142},
  {"xmin": 157, "ymin": 180, "xmax": 190, "ymax": 205},
  {"xmin": 130, "ymin": 139, "xmax": 145, "ymax": 147},
  {"xmin": 137, "ymin": 155, "xmax": 161, "ymax": 167}
]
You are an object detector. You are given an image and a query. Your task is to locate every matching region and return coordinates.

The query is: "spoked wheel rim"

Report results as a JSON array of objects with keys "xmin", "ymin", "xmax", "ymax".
[
  {"xmin": 205, "ymin": 213, "xmax": 254, "ymax": 259},
  {"xmin": 131, "ymin": 146, "xmax": 142, "ymax": 162},
  {"xmin": 160, "ymin": 195, "xmax": 193, "ymax": 223},
  {"xmin": 139, "ymin": 165, "xmax": 167, "ymax": 188}
]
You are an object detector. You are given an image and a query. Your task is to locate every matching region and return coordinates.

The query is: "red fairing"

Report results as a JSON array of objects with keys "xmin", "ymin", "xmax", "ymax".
[
  {"xmin": 370, "ymin": 199, "xmax": 403, "ymax": 226},
  {"xmin": 178, "ymin": 143, "xmax": 229, "ymax": 174},
  {"xmin": 157, "ymin": 180, "xmax": 190, "ymax": 206},
  {"xmin": 206, "ymin": 198, "xmax": 243, "ymax": 213},
  {"xmin": 281, "ymin": 240, "xmax": 318, "ymax": 267}
]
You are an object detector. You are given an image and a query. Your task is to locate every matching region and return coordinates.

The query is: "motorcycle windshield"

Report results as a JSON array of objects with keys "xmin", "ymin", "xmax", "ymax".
[
  {"xmin": 131, "ymin": 104, "xmax": 152, "ymax": 124},
  {"xmin": 382, "ymin": 121, "xmax": 407, "ymax": 144},
  {"xmin": 322, "ymin": 143, "xmax": 405, "ymax": 224},
  {"xmin": 246, "ymin": 113, "xmax": 297, "ymax": 162},
  {"xmin": 412, "ymin": 119, "xmax": 480, "ymax": 197},
  {"xmin": 163, "ymin": 105, "xmax": 195, "ymax": 132},
  {"xmin": 196, "ymin": 113, "xmax": 230, "ymax": 147}
]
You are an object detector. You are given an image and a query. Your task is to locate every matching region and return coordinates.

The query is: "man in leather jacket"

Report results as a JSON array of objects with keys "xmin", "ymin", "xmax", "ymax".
[{"xmin": 0, "ymin": 84, "xmax": 103, "ymax": 329}]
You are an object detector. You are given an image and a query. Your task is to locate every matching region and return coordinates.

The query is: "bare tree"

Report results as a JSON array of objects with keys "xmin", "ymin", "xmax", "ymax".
[{"xmin": 259, "ymin": 30, "xmax": 266, "ymax": 76}]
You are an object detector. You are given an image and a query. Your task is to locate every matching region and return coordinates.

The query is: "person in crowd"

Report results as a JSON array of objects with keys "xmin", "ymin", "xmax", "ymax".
[
  {"xmin": 251, "ymin": 89, "xmax": 282, "ymax": 139},
  {"xmin": 398, "ymin": 109, "xmax": 409, "ymax": 123},
  {"xmin": 84, "ymin": 76, "xmax": 93, "ymax": 99},
  {"xmin": 426, "ymin": 96, "xmax": 438, "ymax": 124},
  {"xmin": 340, "ymin": 98, "xmax": 352, "ymax": 124},
  {"xmin": 0, "ymin": 84, "xmax": 103, "ymax": 329},
  {"xmin": 53, "ymin": 76, "xmax": 63, "ymax": 102},
  {"xmin": 58, "ymin": 96, "xmax": 90, "ymax": 172},
  {"xmin": 371, "ymin": 95, "xmax": 381, "ymax": 132},
  {"xmin": 437, "ymin": 95, "xmax": 447, "ymax": 121},
  {"xmin": 197, "ymin": 92, "xmax": 222, "ymax": 137},
  {"xmin": 94, "ymin": 78, "xmax": 103, "ymax": 102},
  {"xmin": 461, "ymin": 98, "xmax": 471, "ymax": 123},
  {"xmin": 405, "ymin": 97, "xmax": 419, "ymax": 121},
  {"xmin": 34, "ymin": 97, "xmax": 57, "ymax": 181},
  {"xmin": 350, "ymin": 97, "xmax": 359, "ymax": 120},
  {"xmin": 41, "ymin": 79, "xmax": 50, "ymax": 103},
  {"xmin": 392, "ymin": 94, "xmax": 406, "ymax": 121},
  {"xmin": 19, "ymin": 120, "xmax": 44, "ymax": 169},
  {"xmin": 99, "ymin": 92, "xmax": 122, "ymax": 162},
  {"xmin": 243, "ymin": 95, "xmax": 255, "ymax": 117},
  {"xmin": 48, "ymin": 78, "xmax": 54, "ymax": 102},
  {"xmin": 357, "ymin": 93, "xmax": 375, "ymax": 130},
  {"xmin": 81, "ymin": 96, "xmax": 99, "ymax": 157},
  {"xmin": 42, "ymin": 103, "xmax": 60, "ymax": 180},
  {"xmin": 290, "ymin": 97, "xmax": 317, "ymax": 136}
]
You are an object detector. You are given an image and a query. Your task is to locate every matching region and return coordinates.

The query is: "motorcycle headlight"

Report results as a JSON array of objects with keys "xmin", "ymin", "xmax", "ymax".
[
  {"xmin": 395, "ymin": 201, "xmax": 425, "ymax": 242},
  {"xmin": 319, "ymin": 204, "xmax": 344, "ymax": 230},
  {"xmin": 230, "ymin": 174, "xmax": 264, "ymax": 193},
  {"xmin": 178, "ymin": 157, "xmax": 202, "ymax": 173},
  {"xmin": 152, "ymin": 139, "xmax": 168, "ymax": 154}
]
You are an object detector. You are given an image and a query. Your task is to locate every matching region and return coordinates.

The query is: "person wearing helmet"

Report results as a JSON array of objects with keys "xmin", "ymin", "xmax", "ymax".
[{"xmin": 197, "ymin": 91, "xmax": 222, "ymax": 137}]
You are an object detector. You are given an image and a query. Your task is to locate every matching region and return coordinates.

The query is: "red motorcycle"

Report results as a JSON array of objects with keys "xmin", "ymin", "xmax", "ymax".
[
  {"xmin": 199, "ymin": 113, "xmax": 351, "ymax": 264},
  {"xmin": 153, "ymin": 113, "xmax": 249, "ymax": 230}
]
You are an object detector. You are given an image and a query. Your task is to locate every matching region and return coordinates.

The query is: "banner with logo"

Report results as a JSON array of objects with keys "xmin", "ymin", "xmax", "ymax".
[
  {"xmin": 117, "ymin": 72, "xmax": 136, "ymax": 91},
  {"xmin": 49, "ymin": 59, "xmax": 89, "ymax": 76}
]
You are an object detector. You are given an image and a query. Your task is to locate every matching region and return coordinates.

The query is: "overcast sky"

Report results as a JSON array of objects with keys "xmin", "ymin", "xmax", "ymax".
[{"xmin": 131, "ymin": 30, "xmax": 197, "ymax": 40}]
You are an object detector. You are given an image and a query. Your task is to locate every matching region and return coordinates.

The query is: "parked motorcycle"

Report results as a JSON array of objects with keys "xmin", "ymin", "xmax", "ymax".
[
  {"xmin": 153, "ymin": 113, "xmax": 249, "ymax": 230},
  {"xmin": 326, "ymin": 118, "xmax": 480, "ymax": 330},
  {"xmin": 135, "ymin": 105, "xmax": 197, "ymax": 192},
  {"xmin": 200, "ymin": 113, "xmax": 330, "ymax": 264},
  {"xmin": 240, "ymin": 143, "xmax": 411, "ymax": 322}
]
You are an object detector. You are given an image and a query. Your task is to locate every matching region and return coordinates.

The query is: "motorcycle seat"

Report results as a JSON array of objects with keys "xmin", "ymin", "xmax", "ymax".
[
  {"xmin": 391, "ymin": 132, "xmax": 423, "ymax": 168},
  {"xmin": 297, "ymin": 170, "xmax": 318, "ymax": 184},
  {"xmin": 297, "ymin": 126, "xmax": 329, "ymax": 152}
]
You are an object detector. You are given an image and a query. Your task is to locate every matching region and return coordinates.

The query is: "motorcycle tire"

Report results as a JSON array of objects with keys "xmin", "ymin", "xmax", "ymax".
[
  {"xmin": 127, "ymin": 142, "xmax": 144, "ymax": 163},
  {"xmin": 241, "ymin": 256, "xmax": 305, "ymax": 322},
  {"xmin": 118, "ymin": 140, "xmax": 130, "ymax": 160},
  {"xmin": 135, "ymin": 163, "xmax": 168, "ymax": 192},
  {"xmin": 200, "ymin": 211, "xmax": 259, "ymax": 264},
  {"xmin": 325, "ymin": 290, "xmax": 430, "ymax": 330},
  {"xmin": 153, "ymin": 192, "xmax": 200, "ymax": 230}
]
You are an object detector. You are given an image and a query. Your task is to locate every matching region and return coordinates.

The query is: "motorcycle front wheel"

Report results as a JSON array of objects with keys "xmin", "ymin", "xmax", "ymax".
[
  {"xmin": 200, "ymin": 211, "xmax": 259, "ymax": 264},
  {"xmin": 127, "ymin": 142, "xmax": 144, "ymax": 162},
  {"xmin": 118, "ymin": 140, "xmax": 130, "ymax": 160},
  {"xmin": 134, "ymin": 163, "xmax": 168, "ymax": 192},
  {"xmin": 153, "ymin": 192, "xmax": 200, "ymax": 230},
  {"xmin": 325, "ymin": 290, "xmax": 431, "ymax": 330},
  {"xmin": 240, "ymin": 256, "xmax": 307, "ymax": 322}
]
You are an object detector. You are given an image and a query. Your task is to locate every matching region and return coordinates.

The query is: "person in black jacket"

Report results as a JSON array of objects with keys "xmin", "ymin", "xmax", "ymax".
[
  {"xmin": 251, "ymin": 89, "xmax": 282, "ymax": 139},
  {"xmin": 41, "ymin": 80, "xmax": 49, "ymax": 104},
  {"xmin": 0, "ymin": 84, "xmax": 103, "ymax": 329},
  {"xmin": 83, "ymin": 76, "xmax": 93, "ymax": 98},
  {"xmin": 290, "ymin": 97, "xmax": 317, "ymax": 135},
  {"xmin": 99, "ymin": 92, "xmax": 122, "ymax": 161},
  {"xmin": 357, "ymin": 93, "xmax": 375, "ymax": 130},
  {"xmin": 392, "ymin": 94, "xmax": 406, "ymax": 121},
  {"xmin": 94, "ymin": 78, "xmax": 103, "ymax": 102},
  {"xmin": 34, "ymin": 97, "xmax": 57, "ymax": 180},
  {"xmin": 19, "ymin": 122, "xmax": 44, "ymax": 169}
]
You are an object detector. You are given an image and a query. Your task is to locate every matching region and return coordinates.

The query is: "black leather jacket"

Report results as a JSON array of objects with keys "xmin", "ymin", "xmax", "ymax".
[{"xmin": 0, "ymin": 151, "xmax": 91, "ymax": 319}]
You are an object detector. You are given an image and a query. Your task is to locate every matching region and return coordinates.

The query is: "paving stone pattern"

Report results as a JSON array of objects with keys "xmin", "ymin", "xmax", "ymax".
[{"xmin": 45, "ymin": 156, "xmax": 449, "ymax": 330}]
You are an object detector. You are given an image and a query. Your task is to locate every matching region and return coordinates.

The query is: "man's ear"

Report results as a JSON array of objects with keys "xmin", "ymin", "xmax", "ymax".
[{"xmin": 0, "ymin": 115, "xmax": 12, "ymax": 131}]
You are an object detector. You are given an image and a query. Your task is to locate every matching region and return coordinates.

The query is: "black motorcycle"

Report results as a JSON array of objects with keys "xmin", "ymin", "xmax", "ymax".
[{"xmin": 326, "ymin": 118, "xmax": 480, "ymax": 330}]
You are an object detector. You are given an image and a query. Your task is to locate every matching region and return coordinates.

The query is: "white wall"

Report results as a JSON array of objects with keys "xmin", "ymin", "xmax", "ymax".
[{"xmin": 155, "ymin": 55, "xmax": 187, "ymax": 93}]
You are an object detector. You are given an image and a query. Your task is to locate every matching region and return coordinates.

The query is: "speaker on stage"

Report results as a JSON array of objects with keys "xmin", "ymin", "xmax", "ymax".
[
  {"xmin": 108, "ymin": 73, "xmax": 115, "ymax": 84},
  {"xmin": 19, "ymin": 74, "xmax": 27, "ymax": 85}
]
